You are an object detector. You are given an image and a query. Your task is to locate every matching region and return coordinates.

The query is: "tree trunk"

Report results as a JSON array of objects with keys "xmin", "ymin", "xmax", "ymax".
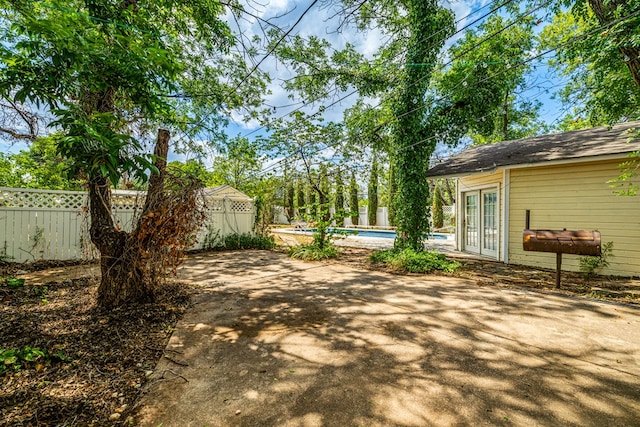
[
  {"xmin": 588, "ymin": 0, "xmax": 640, "ymax": 89},
  {"xmin": 92, "ymin": 173, "xmax": 145, "ymax": 307},
  {"xmin": 443, "ymin": 178, "xmax": 456, "ymax": 205},
  {"xmin": 95, "ymin": 129, "xmax": 170, "ymax": 307}
]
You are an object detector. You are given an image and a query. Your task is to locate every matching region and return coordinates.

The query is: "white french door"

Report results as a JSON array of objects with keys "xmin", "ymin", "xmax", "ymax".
[{"xmin": 463, "ymin": 189, "xmax": 498, "ymax": 258}]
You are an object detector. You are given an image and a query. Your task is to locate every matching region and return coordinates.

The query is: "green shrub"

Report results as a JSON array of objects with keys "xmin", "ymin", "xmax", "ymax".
[
  {"xmin": 289, "ymin": 243, "xmax": 339, "ymax": 261},
  {"xmin": 224, "ymin": 233, "xmax": 276, "ymax": 250},
  {"xmin": 369, "ymin": 248, "xmax": 461, "ymax": 273},
  {"xmin": 202, "ymin": 231, "xmax": 275, "ymax": 251},
  {"xmin": 579, "ymin": 241, "xmax": 614, "ymax": 277}
]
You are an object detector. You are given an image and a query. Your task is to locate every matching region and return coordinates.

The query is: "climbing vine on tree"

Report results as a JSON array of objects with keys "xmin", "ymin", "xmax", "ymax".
[{"xmin": 391, "ymin": 0, "xmax": 454, "ymax": 250}]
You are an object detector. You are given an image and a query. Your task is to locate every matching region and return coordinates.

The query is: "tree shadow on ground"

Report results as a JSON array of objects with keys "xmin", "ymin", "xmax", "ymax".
[{"xmin": 138, "ymin": 250, "xmax": 640, "ymax": 426}]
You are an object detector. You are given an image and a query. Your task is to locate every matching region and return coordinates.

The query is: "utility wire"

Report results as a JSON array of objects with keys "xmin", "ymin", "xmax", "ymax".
[
  {"xmin": 238, "ymin": 0, "xmax": 519, "ymax": 140},
  {"xmin": 178, "ymin": 0, "xmax": 517, "ymax": 148},
  {"xmin": 250, "ymin": 0, "xmax": 553, "ymax": 175},
  {"xmin": 252, "ymin": 9, "xmax": 640, "ymax": 178}
]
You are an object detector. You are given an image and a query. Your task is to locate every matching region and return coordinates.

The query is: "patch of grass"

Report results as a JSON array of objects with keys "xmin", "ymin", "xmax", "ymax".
[
  {"xmin": 289, "ymin": 243, "xmax": 339, "ymax": 261},
  {"xmin": 369, "ymin": 248, "xmax": 461, "ymax": 273}
]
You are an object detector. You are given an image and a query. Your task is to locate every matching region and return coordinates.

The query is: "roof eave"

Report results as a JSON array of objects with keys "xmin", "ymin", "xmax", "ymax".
[{"xmin": 427, "ymin": 152, "xmax": 635, "ymax": 180}]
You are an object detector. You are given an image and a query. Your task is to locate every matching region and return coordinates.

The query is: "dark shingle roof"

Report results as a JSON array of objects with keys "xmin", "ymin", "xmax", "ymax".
[{"xmin": 426, "ymin": 121, "xmax": 640, "ymax": 178}]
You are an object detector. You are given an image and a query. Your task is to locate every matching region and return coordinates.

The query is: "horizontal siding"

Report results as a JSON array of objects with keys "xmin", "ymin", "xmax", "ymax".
[
  {"xmin": 459, "ymin": 171, "xmax": 503, "ymax": 191},
  {"xmin": 508, "ymin": 159, "xmax": 640, "ymax": 276}
]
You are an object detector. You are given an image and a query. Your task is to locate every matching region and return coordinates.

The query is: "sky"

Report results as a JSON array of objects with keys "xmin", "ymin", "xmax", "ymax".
[
  {"xmin": 1, "ymin": 0, "xmax": 566, "ymax": 172},
  {"xmin": 223, "ymin": 0, "xmax": 495, "ymax": 135},
  {"xmin": 214, "ymin": 0, "xmax": 566, "ymax": 173}
]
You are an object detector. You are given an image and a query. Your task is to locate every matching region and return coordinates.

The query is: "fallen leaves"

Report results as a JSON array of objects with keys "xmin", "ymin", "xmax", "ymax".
[{"xmin": 0, "ymin": 276, "xmax": 194, "ymax": 425}]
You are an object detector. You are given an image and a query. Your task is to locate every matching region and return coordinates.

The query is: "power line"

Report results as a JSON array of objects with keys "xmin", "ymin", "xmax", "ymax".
[
  {"xmin": 250, "ymin": 0, "xmax": 552, "ymax": 175},
  {"xmin": 238, "ymin": 0, "xmax": 519, "ymax": 140},
  {"xmin": 252, "ymin": 8, "xmax": 640, "ymax": 178}
]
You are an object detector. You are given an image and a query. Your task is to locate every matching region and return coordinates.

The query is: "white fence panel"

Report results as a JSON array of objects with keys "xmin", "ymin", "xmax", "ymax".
[{"xmin": 1, "ymin": 187, "xmax": 255, "ymax": 262}]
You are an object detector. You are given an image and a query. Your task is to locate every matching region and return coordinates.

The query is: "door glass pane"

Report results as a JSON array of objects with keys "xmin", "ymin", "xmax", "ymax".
[
  {"xmin": 483, "ymin": 191, "xmax": 497, "ymax": 252},
  {"xmin": 465, "ymin": 194, "xmax": 478, "ymax": 248}
]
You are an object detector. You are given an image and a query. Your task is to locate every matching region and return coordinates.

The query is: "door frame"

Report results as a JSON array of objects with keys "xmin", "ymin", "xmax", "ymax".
[{"xmin": 461, "ymin": 185, "xmax": 500, "ymax": 259}]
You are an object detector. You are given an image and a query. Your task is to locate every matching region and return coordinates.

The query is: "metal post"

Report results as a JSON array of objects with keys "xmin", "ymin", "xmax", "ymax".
[{"xmin": 556, "ymin": 252, "xmax": 562, "ymax": 288}]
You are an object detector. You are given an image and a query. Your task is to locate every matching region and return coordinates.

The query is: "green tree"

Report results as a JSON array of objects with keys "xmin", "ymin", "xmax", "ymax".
[
  {"xmin": 0, "ymin": 153, "xmax": 18, "ymax": 187},
  {"xmin": 387, "ymin": 162, "xmax": 397, "ymax": 227},
  {"xmin": 167, "ymin": 159, "xmax": 213, "ymax": 185},
  {"xmin": 432, "ymin": 185, "xmax": 444, "ymax": 229},
  {"xmin": 318, "ymin": 164, "xmax": 330, "ymax": 223},
  {"xmin": 0, "ymin": 136, "xmax": 84, "ymax": 190},
  {"xmin": 540, "ymin": 0, "xmax": 640, "ymax": 194},
  {"xmin": 0, "ymin": 0, "xmax": 265, "ymax": 307},
  {"xmin": 390, "ymin": 1, "xmax": 453, "ymax": 250},
  {"xmin": 431, "ymin": 14, "xmax": 542, "ymax": 145},
  {"xmin": 210, "ymin": 136, "xmax": 262, "ymax": 194},
  {"xmin": 540, "ymin": 0, "xmax": 640, "ymax": 125},
  {"xmin": 296, "ymin": 179, "xmax": 306, "ymax": 218},
  {"xmin": 367, "ymin": 155, "xmax": 378, "ymax": 227},
  {"xmin": 307, "ymin": 172, "xmax": 317, "ymax": 219},
  {"xmin": 334, "ymin": 169, "xmax": 345, "ymax": 226},
  {"xmin": 349, "ymin": 172, "xmax": 359, "ymax": 226},
  {"xmin": 285, "ymin": 178, "xmax": 295, "ymax": 222}
]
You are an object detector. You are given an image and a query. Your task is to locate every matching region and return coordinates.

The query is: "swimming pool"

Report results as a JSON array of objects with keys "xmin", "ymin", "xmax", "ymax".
[{"xmin": 286, "ymin": 228, "xmax": 452, "ymax": 240}]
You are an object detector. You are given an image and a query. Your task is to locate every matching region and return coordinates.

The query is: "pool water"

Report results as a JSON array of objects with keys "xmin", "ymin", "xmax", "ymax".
[{"xmin": 291, "ymin": 228, "xmax": 450, "ymax": 240}]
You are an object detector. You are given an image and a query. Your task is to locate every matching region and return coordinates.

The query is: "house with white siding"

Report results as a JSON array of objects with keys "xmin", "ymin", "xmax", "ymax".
[{"xmin": 426, "ymin": 121, "xmax": 640, "ymax": 277}]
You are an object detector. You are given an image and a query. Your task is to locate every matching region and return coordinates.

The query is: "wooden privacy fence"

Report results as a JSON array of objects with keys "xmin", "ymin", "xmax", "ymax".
[{"xmin": 0, "ymin": 187, "xmax": 255, "ymax": 262}]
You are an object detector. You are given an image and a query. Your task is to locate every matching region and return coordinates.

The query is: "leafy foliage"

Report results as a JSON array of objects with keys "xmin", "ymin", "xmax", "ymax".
[
  {"xmin": 369, "ymin": 248, "xmax": 461, "ymax": 273},
  {"xmin": 387, "ymin": 163, "xmax": 397, "ymax": 227},
  {"xmin": 368, "ymin": 155, "xmax": 379, "ymax": 226},
  {"xmin": 334, "ymin": 169, "xmax": 346, "ymax": 226},
  {"xmin": 349, "ymin": 172, "xmax": 360, "ymax": 226},
  {"xmin": 167, "ymin": 160, "xmax": 214, "ymax": 186},
  {"xmin": 296, "ymin": 179, "xmax": 306, "ymax": 218},
  {"xmin": 432, "ymin": 185, "xmax": 444, "ymax": 229},
  {"xmin": 540, "ymin": 0, "xmax": 640, "ymax": 126},
  {"xmin": 0, "ymin": 346, "xmax": 69, "ymax": 375},
  {"xmin": 431, "ymin": 14, "xmax": 544, "ymax": 145},
  {"xmin": 0, "ymin": 136, "xmax": 84, "ymax": 190},
  {"xmin": 285, "ymin": 177, "xmax": 295, "ymax": 221},
  {"xmin": 579, "ymin": 241, "xmax": 614, "ymax": 276},
  {"xmin": 391, "ymin": 1, "xmax": 454, "ymax": 251},
  {"xmin": 210, "ymin": 136, "xmax": 263, "ymax": 194},
  {"xmin": 288, "ymin": 242, "xmax": 339, "ymax": 261},
  {"xmin": 206, "ymin": 232, "xmax": 275, "ymax": 251},
  {"xmin": 608, "ymin": 147, "xmax": 640, "ymax": 196},
  {"xmin": 0, "ymin": 276, "xmax": 25, "ymax": 287},
  {"xmin": 0, "ymin": 0, "xmax": 268, "ymax": 307}
]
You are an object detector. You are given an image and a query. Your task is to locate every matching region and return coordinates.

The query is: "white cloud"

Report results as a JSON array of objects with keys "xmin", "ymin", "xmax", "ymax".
[{"xmin": 226, "ymin": 0, "xmax": 520, "ymax": 138}]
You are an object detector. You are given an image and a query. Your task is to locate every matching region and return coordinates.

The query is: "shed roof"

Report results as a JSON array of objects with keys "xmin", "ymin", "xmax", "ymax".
[
  {"xmin": 201, "ymin": 185, "xmax": 251, "ymax": 199},
  {"xmin": 426, "ymin": 121, "xmax": 640, "ymax": 178}
]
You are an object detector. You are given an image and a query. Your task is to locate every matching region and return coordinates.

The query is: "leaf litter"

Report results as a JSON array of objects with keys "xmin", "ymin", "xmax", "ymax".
[{"xmin": 0, "ymin": 275, "xmax": 194, "ymax": 426}]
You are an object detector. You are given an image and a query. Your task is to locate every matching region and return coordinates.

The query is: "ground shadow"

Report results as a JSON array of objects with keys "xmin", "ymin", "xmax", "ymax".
[{"xmin": 137, "ymin": 250, "xmax": 640, "ymax": 426}]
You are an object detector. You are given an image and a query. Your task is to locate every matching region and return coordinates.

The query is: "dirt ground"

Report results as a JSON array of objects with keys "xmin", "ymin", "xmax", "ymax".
[
  {"xmin": 3, "ymin": 248, "xmax": 640, "ymax": 426},
  {"xmin": 0, "ymin": 274, "xmax": 193, "ymax": 426},
  {"xmin": 137, "ymin": 250, "xmax": 640, "ymax": 427}
]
